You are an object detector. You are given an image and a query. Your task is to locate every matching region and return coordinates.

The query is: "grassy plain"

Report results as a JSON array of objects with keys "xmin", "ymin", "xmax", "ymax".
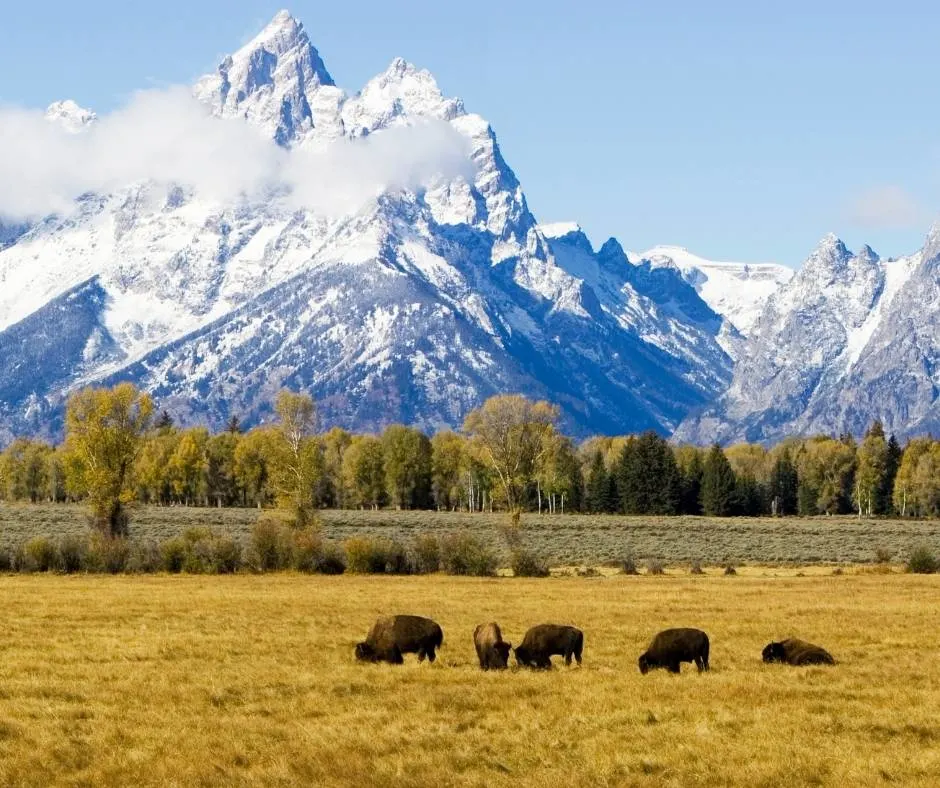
[
  {"xmin": 2, "ymin": 502, "xmax": 940, "ymax": 565},
  {"xmin": 1, "ymin": 573, "xmax": 939, "ymax": 786}
]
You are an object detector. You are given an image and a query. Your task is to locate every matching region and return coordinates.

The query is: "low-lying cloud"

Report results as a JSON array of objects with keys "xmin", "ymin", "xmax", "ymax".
[
  {"xmin": 847, "ymin": 184, "xmax": 927, "ymax": 231},
  {"xmin": 0, "ymin": 86, "xmax": 475, "ymax": 221}
]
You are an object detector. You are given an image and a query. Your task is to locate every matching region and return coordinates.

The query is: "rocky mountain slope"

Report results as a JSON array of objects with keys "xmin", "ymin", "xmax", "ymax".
[
  {"xmin": 0, "ymin": 10, "xmax": 733, "ymax": 442},
  {"xmin": 675, "ymin": 230, "xmax": 939, "ymax": 443}
]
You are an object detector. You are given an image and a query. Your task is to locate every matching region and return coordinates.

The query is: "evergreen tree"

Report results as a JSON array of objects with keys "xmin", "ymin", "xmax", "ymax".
[
  {"xmin": 700, "ymin": 444, "xmax": 737, "ymax": 517},
  {"xmin": 585, "ymin": 451, "xmax": 609, "ymax": 514},
  {"xmin": 881, "ymin": 434, "xmax": 902, "ymax": 515},
  {"xmin": 734, "ymin": 472, "xmax": 765, "ymax": 516},
  {"xmin": 768, "ymin": 449, "xmax": 799, "ymax": 515},
  {"xmin": 226, "ymin": 414, "xmax": 242, "ymax": 435},
  {"xmin": 155, "ymin": 410, "xmax": 174, "ymax": 432},
  {"xmin": 614, "ymin": 437, "xmax": 639, "ymax": 514},
  {"xmin": 678, "ymin": 449, "xmax": 704, "ymax": 515}
]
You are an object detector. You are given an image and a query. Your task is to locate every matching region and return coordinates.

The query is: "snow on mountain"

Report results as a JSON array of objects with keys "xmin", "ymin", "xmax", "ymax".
[
  {"xmin": 44, "ymin": 100, "xmax": 97, "ymax": 133},
  {"xmin": 675, "ymin": 231, "xmax": 933, "ymax": 443},
  {"xmin": 637, "ymin": 245, "xmax": 793, "ymax": 336},
  {"xmin": 0, "ymin": 10, "xmax": 732, "ymax": 441}
]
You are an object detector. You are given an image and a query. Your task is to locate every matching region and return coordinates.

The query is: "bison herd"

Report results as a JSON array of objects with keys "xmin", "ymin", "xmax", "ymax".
[{"xmin": 355, "ymin": 616, "xmax": 836, "ymax": 671}]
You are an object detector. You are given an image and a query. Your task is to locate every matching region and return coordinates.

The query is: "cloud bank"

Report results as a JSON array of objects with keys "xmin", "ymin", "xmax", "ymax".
[{"xmin": 0, "ymin": 87, "xmax": 474, "ymax": 221}]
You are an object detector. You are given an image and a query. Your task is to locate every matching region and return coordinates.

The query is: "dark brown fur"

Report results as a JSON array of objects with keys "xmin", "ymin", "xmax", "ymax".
[
  {"xmin": 638, "ymin": 628, "xmax": 710, "ymax": 674},
  {"xmin": 762, "ymin": 638, "xmax": 835, "ymax": 666},
  {"xmin": 474, "ymin": 622, "xmax": 512, "ymax": 670},
  {"xmin": 514, "ymin": 624, "xmax": 583, "ymax": 669},
  {"xmin": 355, "ymin": 615, "xmax": 443, "ymax": 664}
]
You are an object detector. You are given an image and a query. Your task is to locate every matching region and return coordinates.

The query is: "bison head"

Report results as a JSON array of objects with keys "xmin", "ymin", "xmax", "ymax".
[
  {"xmin": 513, "ymin": 645, "xmax": 532, "ymax": 668},
  {"xmin": 638, "ymin": 653, "xmax": 651, "ymax": 674},
  {"xmin": 493, "ymin": 642, "xmax": 512, "ymax": 668},
  {"xmin": 762, "ymin": 642, "xmax": 786, "ymax": 663},
  {"xmin": 355, "ymin": 642, "xmax": 377, "ymax": 662}
]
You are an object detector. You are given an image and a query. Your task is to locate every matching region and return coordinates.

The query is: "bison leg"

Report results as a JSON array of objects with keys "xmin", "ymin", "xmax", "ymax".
[
  {"xmin": 416, "ymin": 648, "xmax": 426, "ymax": 662},
  {"xmin": 668, "ymin": 662, "xmax": 681, "ymax": 674},
  {"xmin": 426, "ymin": 647, "xmax": 437, "ymax": 663},
  {"xmin": 574, "ymin": 645, "xmax": 583, "ymax": 666},
  {"xmin": 564, "ymin": 651, "xmax": 572, "ymax": 666}
]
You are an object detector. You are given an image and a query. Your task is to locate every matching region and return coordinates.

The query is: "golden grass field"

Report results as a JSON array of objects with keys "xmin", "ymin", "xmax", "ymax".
[{"xmin": 1, "ymin": 573, "xmax": 939, "ymax": 786}]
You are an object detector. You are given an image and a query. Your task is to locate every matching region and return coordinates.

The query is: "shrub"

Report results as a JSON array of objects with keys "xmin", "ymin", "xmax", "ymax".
[
  {"xmin": 646, "ymin": 559, "xmax": 665, "ymax": 576},
  {"xmin": 724, "ymin": 564, "xmax": 738, "ymax": 576},
  {"xmin": 511, "ymin": 549, "xmax": 550, "ymax": 578},
  {"xmin": 690, "ymin": 560, "xmax": 704, "ymax": 575},
  {"xmin": 24, "ymin": 536, "xmax": 59, "ymax": 573},
  {"xmin": 832, "ymin": 566, "xmax": 844, "ymax": 576},
  {"xmin": 249, "ymin": 515, "xmax": 294, "ymax": 572},
  {"xmin": 58, "ymin": 535, "xmax": 87, "ymax": 574},
  {"xmin": 0, "ymin": 548, "xmax": 13, "ymax": 572},
  {"xmin": 211, "ymin": 536, "xmax": 242, "ymax": 574},
  {"xmin": 183, "ymin": 532, "xmax": 216, "ymax": 574},
  {"xmin": 292, "ymin": 527, "xmax": 325, "ymax": 573},
  {"xmin": 874, "ymin": 546, "xmax": 894, "ymax": 564},
  {"xmin": 127, "ymin": 540, "xmax": 162, "ymax": 573},
  {"xmin": 907, "ymin": 545, "xmax": 938, "ymax": 575},
  {"xmin": 440, "ymin": 533, "xmax": 497, "ymax": 577},
  {"xmin": 411, "ymin": 533, "xmax": 441, "ymax": 574},
  {"xmin": 87, "ymin": 534, "xmax": 130, "ymax": 574},
  {"xmin": 315, "ymin": 541, "xmax": 347, "ymax": 575},
  {"xmin": 621, "ymin": 555, "xmax": 639, "ymax": 576},
  {"xmin": 161, "ymin": 537, "xmax": 187, "ymax": 573},
  {"xmin": 345, "ymin": 537, "xmax": 412, "ymax": 574}
]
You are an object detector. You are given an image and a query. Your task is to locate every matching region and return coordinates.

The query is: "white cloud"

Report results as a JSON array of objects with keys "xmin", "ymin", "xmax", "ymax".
[
  {"xmin": 0, "ymin": 87, "xmax": 474, "ymax": 221},
  {"xmin": 847, "ymin": 185, "xmax": 927, "ymax": 230}
]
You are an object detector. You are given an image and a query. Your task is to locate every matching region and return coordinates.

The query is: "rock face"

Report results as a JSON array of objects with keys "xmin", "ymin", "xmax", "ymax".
[
  {"xmin": 675, "ymin": 230, "xmax": 939, "ymax": 443},
  {"xmin": 0, "ymin": 10, "xmax": 734, "ymax": 441}
]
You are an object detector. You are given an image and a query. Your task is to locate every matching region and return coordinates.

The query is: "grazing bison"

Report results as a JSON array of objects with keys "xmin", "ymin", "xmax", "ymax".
[
  {"xmin": 354, "ymin": 615, "xmax": 443, "ymax": 664},
  {"xmin": 514, "ymin": 624, "xmax": 583, "ymax": 669},
  {"xmin": 762, "ymin": 638, "xmax": 835, "ymax": 666},
  {"xmin": 638, "ymin": 628, "xmax": 710, "ymax": 674},
  {"xmin": 474, "ymin": 622, "xmax": 512, "ymax": 670}
]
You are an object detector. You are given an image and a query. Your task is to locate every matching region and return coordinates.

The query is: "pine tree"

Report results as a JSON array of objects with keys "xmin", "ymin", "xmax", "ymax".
[
  {"xmin": 768, "ymin": 449, "xmax": 799, "ymax": 515},
  {"xmin": 226, "ymin": 414, "xmax": 242, "ymax": 435},
  {"xmin": 585, "ymin": 451, "xmax": 609, "ymax": 514},
  {"xmin": 679, "ymin": 450, "xmax": 704, "ymax": 515},
  {"xmin": 701, "ymin": 444, "xmax": 737, "ymax": 517},
  {"xmin": 155, "ymin": 410, "xmax": 174, "ymax": 432},
  {"xmin": 881, "ymin": 434, "xmax": 902, "ymax": 515}
]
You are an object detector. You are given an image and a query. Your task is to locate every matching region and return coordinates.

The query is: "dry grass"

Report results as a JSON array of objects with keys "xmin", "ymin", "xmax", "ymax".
[
  {"xmin": 0, "ymin": 574, "xmax": 939, "ymax": 786},
  {"xmin": 3, "ymin": 503, "xmax": 940, "ymax": 565}
]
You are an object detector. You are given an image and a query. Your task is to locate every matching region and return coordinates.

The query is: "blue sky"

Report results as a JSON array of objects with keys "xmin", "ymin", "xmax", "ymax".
[{"xmin": 2, "ymin": 0, "xmax": 937, "ymax": 265}]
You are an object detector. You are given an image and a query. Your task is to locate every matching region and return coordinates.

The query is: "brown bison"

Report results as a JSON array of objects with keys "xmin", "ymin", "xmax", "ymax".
[
  {"xmin": 762, "ymin": 638, "xmax": 835, "ymax": 666},
  {"xmin": 514, "ymin": 624, "xmax": 583, "ymax": 669},
  {"xmin": 474, "ymin": 622, "xmax": 512, "ymax": 670},
  {"xmin": 638, "ymin": 628, "xmax": 709, "ymax": 674},
  {"xmin": 354, "ymin": 615, "xmax": 443, "ymax": 664}
]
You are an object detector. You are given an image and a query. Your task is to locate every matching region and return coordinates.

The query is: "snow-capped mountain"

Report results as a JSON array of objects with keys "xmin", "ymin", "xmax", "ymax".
[
  {"xmin": 675, "ymin": 230, "xmax": 939, "ymax": 443},
  {"xmin": 0, "ymin": 10, "xmax": 733, "ymax": 443},
  {"xmin": 636, "ymin": 245, "xmax": 793, "ymax": 337}
]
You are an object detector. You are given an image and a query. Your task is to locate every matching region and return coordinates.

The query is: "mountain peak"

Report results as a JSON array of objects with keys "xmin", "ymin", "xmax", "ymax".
[
  {"xmin": 193, "ymin": 10, "xmax": 338, "ymax": 145},
  {"xmin": 45, "ymin": 100, "xmax": 96, "ymax": 133}
]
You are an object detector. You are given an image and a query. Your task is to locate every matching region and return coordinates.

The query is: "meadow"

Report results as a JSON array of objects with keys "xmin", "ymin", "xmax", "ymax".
[
  {"xmin": 0, "ymin": 573, "xmax": 939, "ymax": 786},
  {"xmin": 2, "ymin": 503, "xmax": 940, "ymax": 566}
]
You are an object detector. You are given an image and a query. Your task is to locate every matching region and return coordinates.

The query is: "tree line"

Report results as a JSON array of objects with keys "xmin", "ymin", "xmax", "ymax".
[{"xmin": 1, "ymin": 385, "xmax": 939, "ymax": 533}]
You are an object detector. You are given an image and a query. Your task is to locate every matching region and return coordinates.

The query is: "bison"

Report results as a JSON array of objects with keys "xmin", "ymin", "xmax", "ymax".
[
  {"xmin": 514, "ymin": 624, "xmax": 583, "ymax": 669},
  {"xmin": 762, "ymin": 638, "xmax": 835, "ymax": 666},
  {"xmin": 354, "ymin": 615, "xmax": 443, "ymax": 664},
  {"xmin": 638, "ymin": 628, "xmax": 710, "ymax": 674},
  {"xmin": 474, "ymin": 622, "xmax": 512, "ymax": 670}
]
